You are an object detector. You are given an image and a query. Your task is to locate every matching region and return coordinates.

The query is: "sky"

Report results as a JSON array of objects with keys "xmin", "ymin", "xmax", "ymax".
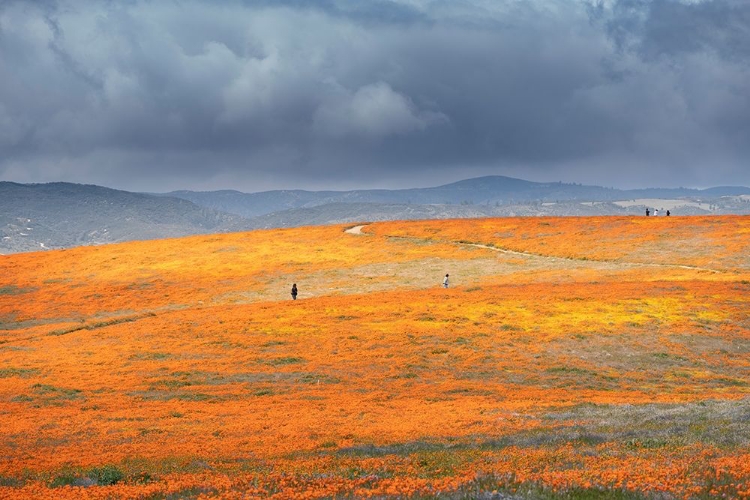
[{"xmin": 0, "ymin": 0, "xmax": 748, "ymax": 193}]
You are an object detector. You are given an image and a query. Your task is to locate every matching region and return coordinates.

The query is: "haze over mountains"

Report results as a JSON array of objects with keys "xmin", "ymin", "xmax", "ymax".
[
  {"xmin": 0, "ymin": 182, "xmax": 247, "ymax": 254},
  {"xmin": 165, "ymin": 177, "xmax": 750, "ymax": 219},
  {"xmin": 2, "ymin": 176, "xmax": 749, "ymax": 254}
]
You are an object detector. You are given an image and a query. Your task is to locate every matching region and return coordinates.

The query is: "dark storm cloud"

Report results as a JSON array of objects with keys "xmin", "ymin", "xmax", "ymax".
[
  {"xmin": 0, "ymin": 0, "xmax": 748, "ymax": 191},
  {"xmin": 602, "ymin": 0, "xmax": 750, "ymax": 60}
]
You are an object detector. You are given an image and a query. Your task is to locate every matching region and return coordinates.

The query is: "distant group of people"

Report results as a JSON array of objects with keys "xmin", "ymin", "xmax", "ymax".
[
  {"xmin": 646, "ymin": 209, "xmax": 670, "ymax": 216},
  {"xmin": 290, "ymin": 273, "xmax": 451, "ymax": 300}
]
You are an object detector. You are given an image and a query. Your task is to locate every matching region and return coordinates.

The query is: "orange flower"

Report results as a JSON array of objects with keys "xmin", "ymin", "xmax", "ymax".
[{"xmin": 0, "ymin": 216, "xmax": 748, "ymax": 497}]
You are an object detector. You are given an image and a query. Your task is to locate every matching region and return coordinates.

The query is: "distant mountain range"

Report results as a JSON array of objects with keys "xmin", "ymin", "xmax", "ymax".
[
  {"xmin": 164, "ymin": 176, "xmax": 750, "ymax": 219},
  {"xmin": 0, "ymin": 182, "xmax": 249, "ymax": 254},
  {"xmin": 2, "ymin": 176, "xmax": 749, "ymax": 253}
]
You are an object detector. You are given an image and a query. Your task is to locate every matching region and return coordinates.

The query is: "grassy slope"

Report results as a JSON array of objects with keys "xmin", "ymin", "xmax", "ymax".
[{"xmin": 0, "ymin": 215, "xmax": 748, "ymax": 499}]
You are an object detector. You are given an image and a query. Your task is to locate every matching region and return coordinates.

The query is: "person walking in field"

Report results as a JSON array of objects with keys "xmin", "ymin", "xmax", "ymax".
[
  {"xmin": 646, "ymin": 209, "xmax": 650, "ymax": 216},
  {"xmin": 291, "ymin": 283, "xmax": 298, "ymax": 300},
  {"xmin": 443, "ymin": 274, "xmax": 449, "ymax": 288}
]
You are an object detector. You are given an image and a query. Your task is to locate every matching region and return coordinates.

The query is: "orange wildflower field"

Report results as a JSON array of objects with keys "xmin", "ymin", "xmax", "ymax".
[{"xmin": 0, "ymin": 215, "xmax": 748, "ymax": 499}]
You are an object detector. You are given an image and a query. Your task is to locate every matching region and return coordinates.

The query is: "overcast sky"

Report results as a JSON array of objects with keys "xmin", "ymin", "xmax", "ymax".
[{"xmin": 1, "ymin": 0, "xmax": 748, "ymax": 192}]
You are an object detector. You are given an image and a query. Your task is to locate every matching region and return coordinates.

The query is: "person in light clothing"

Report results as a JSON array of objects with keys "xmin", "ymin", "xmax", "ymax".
[{"xmin": 443, "ymin": 274, "xmax": 449, "ymax": 288}]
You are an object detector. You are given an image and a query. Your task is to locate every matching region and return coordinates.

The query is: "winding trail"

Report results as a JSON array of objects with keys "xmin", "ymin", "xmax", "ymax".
[
  {"xmin": 465, "ymin": 242, "xmax": 722, "ymax": 274},
  {"xmin": 344, "ymin": 224, "xmax": 724, "ymax": 274}
]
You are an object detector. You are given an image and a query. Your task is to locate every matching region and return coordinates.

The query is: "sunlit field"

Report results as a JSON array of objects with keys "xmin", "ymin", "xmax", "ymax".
[{"xmin": 1, "ymin": 216, "xmax": 748, "ymax": 499}]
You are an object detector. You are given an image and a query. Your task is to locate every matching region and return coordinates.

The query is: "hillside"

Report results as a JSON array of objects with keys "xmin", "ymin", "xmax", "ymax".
[
  {"xmin": 245, "ymin": 199, "xmax": 724, "ymax": 229},
  {"xmin": 0, "ymin": 182, "xmax": 252, "ymax": 254},
  {"xmin": 0, "ymin": 216, "xmax": 748, "ymax": 498},
  {"xmin": 3, "ymin": 177, "xmax": 749, "ymax": 255},
  {"xmin": 165, "ymin": 175, "xmax": 750, "ymax": 219}
]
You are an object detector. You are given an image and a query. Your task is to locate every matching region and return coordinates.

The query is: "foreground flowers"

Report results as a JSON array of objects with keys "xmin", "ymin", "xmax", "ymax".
[{"xmin": 0, "ymin": 216, "xmax": 748, "ymax": 498}]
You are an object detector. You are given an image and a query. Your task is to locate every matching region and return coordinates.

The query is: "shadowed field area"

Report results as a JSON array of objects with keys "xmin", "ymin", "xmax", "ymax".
[{"xmin": 0, "ymin": 216, "xmax": 748, "ymax": 498}]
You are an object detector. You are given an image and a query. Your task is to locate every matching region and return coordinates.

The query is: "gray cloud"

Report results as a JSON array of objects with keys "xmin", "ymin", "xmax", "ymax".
[{"xmin": 0, "ymin": 0, "xmax": 748, "ymax": 191}]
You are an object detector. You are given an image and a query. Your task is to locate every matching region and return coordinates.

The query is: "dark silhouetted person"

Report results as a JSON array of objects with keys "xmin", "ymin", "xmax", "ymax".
[
  {"xmin": 443, "ymin": 274, "xmax": 449, "ymax": 288},
  {"xmin": 666, "ymin": 210, "xmax": 671, "ymax": 216},
  {"xmin": 291, "ymin": 283, "xmax": 298, "ymax": 300},
  {"xmin": 646, "ymin": 209, "xmax": 650, "ymax": 216}
]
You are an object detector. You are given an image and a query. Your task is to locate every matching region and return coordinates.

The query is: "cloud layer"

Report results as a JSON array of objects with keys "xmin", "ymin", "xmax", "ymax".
[{"xmin": 1, "ymin": 0, "xmax": 748, "ymax": 191}]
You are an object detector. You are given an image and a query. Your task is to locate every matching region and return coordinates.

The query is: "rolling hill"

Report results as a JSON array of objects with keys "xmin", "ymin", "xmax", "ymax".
[
  {"xmin": 0, "ymin": 182, "xmax": 252, "ymax": 254},
  {"xmin": 1, "ymin": 215, "xmax": 748, "ymax": 498}
]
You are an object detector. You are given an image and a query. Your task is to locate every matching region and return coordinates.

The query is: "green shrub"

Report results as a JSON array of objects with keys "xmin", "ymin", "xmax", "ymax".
[
  {"xmin": 49, "ymin": 472, "xmax": 78, "ymax": 488},
  {"xmin": 89, "ymin": 464, "xmax": 124, "ymax": 485}
]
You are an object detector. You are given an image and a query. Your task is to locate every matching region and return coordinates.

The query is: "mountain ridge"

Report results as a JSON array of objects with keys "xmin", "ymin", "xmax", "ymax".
[
  {"xmin": 0, "ymin": 181, "xmax": 251, "ymax": 254},
  {"xmin": 163, "ymin": 175, "xmax": 750, "ymax": 218},
  {"xmin": 2, "ymin": 175, "xmax": 749, "ymax": 254}
]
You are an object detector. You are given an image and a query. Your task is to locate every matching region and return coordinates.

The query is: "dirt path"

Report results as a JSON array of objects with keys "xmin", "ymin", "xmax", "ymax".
[
  {"xmin": 345, "ymin": 225, "xmax": 367, "ymax": 235},
  {"xmin": 465, "ymin": 243, "xmax": 722, "ymax": 274},
  {"xmin": 344, "ymin": 224, "xmax": 723, "ymax": 274}
]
